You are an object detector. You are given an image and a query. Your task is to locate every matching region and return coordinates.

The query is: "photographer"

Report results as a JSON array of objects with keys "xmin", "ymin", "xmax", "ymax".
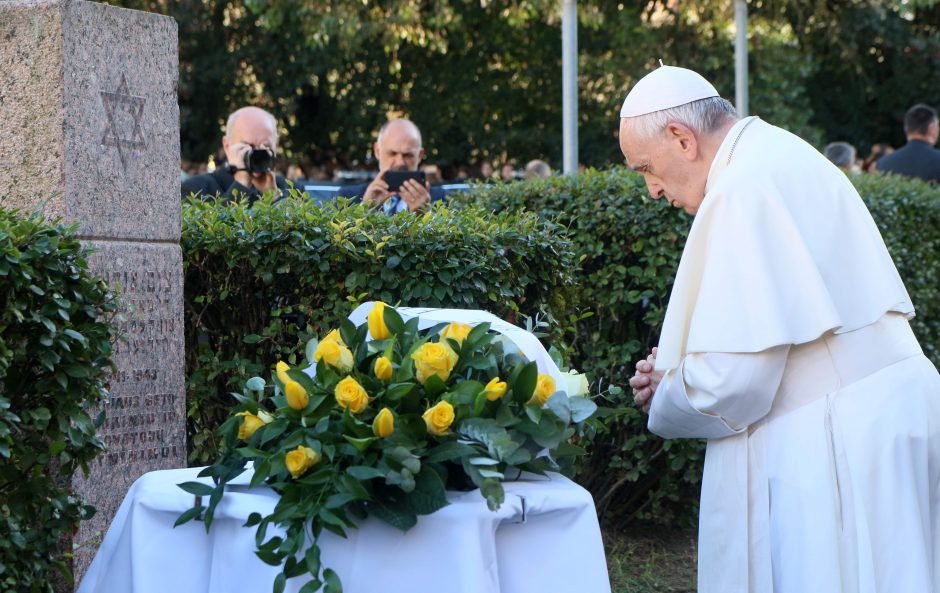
[
  {"xmin": 181, "ymin": 106, "xmax": 290, "ymax": 203},
  {"xmin": 337, "ymin": 119, "xmax": 445, "ymax": 214}
]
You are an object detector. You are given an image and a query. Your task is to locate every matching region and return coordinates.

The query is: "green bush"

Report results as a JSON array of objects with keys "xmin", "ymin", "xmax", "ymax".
[
  {"xmin": 0, "ymin": 210, "xmax": 118, "ymax": 592},
  {"xmin": 855, "ymin": 173, "xmax": 940, "ymax": 364},
  {"xmin": 462, "ymin": 168, "xmax": 940, "ymax": 529},
  {"xmin": 182, "ymin": 195, "xmax": 577, "ymax": 465}
]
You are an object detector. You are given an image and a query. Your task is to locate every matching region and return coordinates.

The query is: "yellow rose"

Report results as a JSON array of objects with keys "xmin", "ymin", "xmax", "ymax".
[
  {"xmin": 285, "ymin": 445, "xmax": 321, "ymax": 479},
  {"xmin": 335, "ymin": 376, "xmax": 370, "ymax": 413},
  {"xmin": 423, "ymin": 401, "xmax": 455, "ymax": 436},
  {"xmin": 373, "ymin": 407, "xmax": 395, "ymax": 438},
  {"xmin": 322, "ymin": 328, "xmax": 344, "ymax": 345},
  {"xmin": 529, "ymin": 373, "xmax": 557, "ymax": 406},
  {"xmin": 374, "ymin": 356, "xmax": 393, "ymax": 382},
  {"xmin": 236, "ymin": 411, "xmax": 270, "ymax": 440},
  {"xmin": 483, "ymin": 377, "xmax": 508, "ymax": 401},
  {"xmin": 440, "ymin": 322, "xmax": 473, "ymax": 346},
  {"xmin": 411, "ymin": 341, "xmax": 459, "ymax": 385},
  {"xmin": 284, "ymin": 380, "xmax": 309, "ymax": 411},
  {"xmin": 368, "ymin": 301, "xmax": 391, "ymax": 340},
  {"xmin": 314, "ymin": 338, "xmax": 355, "ymax": 372},
  {"xmin": 275, "ymin": 361, "xmax": 292, "ymax": 385}
]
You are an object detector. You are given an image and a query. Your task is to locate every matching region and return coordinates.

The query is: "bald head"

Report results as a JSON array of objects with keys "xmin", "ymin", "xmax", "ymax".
[
  {"xmin": 224, "ymin": 107, "xmax": 279, "ymax": 154},
  {"xmin": 375, "ymin": 119, "xmax": 424, "ymax": 171}
]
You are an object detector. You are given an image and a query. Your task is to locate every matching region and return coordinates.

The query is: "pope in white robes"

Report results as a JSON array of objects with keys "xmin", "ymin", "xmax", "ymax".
[{"xmin": 623, "ymin": 65, "xmax": 940, "ymax": 593}]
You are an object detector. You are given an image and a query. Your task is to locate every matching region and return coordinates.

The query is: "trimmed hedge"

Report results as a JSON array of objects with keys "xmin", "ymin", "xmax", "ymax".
[
  {"xmin": 181, "ymin": 172, "xmax": 940, "ymax": 528},
  {"xmin": 462, "ymin": 168, "xmax": 940, "ymax": 528},
  {"xmin": 182, "ymin": 195, "xmax": 577, "ymax": 464},
  {"xmin": 0, "ymin": 210, "xmax": 117, "ymax": 591}
]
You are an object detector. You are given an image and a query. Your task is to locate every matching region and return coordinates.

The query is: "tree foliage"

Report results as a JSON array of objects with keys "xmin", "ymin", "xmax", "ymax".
[{"xmin": 104, "ymin": 0, "xmax": 938, "ymax": 166}]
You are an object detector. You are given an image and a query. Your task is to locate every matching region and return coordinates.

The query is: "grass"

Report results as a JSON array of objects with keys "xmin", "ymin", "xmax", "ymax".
[{"xmin": 604, "ymin": 525, "xmax": 697, "ymax": 593}]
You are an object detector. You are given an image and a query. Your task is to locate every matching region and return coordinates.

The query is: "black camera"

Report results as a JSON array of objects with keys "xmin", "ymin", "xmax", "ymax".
[{"xmin": 245, "ymin": 147, "xmax": 274, "ymax": 174}]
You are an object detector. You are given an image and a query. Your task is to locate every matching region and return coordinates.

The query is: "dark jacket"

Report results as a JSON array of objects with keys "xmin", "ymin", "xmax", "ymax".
[
  {"xmin": 336, "ymin": 183, "xmax": 447, "ymax": 211},
  {"xmin": 875, "ymin": 140, "xmax": 940, "ymax": 184},
  {"xmin": 181, "ymin": 167, "xmax": 292, "ymax": 203}
]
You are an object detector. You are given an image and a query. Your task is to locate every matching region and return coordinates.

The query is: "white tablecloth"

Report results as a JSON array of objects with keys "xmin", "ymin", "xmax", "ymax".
[{"xmin": 78, "ymin": 467, "xmax": 611, "ymax": 593}]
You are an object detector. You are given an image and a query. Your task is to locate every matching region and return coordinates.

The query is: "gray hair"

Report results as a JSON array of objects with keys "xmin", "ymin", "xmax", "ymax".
[
  {"xmin": 624, "ymin": 96, "xmax": 738, "ymax": 141},
  {"xmin": 823, "ymin": 141, "xmax": 856, "ymax": 169},
  {"xmin": 225, "ymin": 107, "xmax": 278, "ymax": 139}
]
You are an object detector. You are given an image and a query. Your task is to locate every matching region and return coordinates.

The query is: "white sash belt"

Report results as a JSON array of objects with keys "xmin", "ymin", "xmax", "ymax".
[{"xmin": 766, "ymin": 313, "xmax": 922, "ymax": 423}]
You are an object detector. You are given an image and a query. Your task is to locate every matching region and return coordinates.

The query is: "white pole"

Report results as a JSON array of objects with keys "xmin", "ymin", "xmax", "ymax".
[
  {"xmin": 562, "ymin": 0, "xmax": 578, "ymax": 175},
  {"xmin": 734, "ymin": 0, "xmax": 749, "ymax": 117}
]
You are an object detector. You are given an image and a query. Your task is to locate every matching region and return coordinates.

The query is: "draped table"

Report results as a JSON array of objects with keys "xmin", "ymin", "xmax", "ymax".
[{"xmin": 78, "ymin": 466, "xmax": 611, "ymax": 593}]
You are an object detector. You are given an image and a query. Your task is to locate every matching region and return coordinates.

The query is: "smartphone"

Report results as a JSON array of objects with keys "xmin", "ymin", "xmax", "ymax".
[{"xmin": 383, "ymin": 170, "xmax": 426, "ymax": 192}]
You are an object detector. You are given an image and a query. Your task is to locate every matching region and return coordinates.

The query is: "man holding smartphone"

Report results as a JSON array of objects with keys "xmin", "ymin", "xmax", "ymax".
[{"xmin": 338, "ymin": 118, "xmax": 445, "ymax": 214}]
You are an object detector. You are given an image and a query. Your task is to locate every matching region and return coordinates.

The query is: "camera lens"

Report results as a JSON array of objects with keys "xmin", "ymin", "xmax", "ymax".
[{"xmin": 246, "ymin": 148, "xmax": 273, "ymax": 174}]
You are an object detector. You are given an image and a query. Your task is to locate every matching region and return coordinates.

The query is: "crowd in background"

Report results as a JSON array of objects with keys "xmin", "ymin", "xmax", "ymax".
[{"xmin": 821, "ymin": 103, "xmax": 940, "ymax": 184}]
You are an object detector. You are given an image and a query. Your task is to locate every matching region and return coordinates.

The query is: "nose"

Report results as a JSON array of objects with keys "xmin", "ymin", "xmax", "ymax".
[{"xmin": 644, "ymin": 178, "xmax": 664, "ymax": 200}]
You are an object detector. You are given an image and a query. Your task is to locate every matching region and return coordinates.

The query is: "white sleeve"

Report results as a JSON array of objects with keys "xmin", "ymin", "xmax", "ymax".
[{"xmin": 647, "ymin": 345, "xmax": 790, "ymax": 440}]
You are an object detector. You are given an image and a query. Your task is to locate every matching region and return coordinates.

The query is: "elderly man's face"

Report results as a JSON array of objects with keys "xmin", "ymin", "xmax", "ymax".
[
  {"xmin": 619, "ymin": 119, "xmax": 706, "ymax": 215},
  {"xmin": 375, "ymin": 124, "xmax": 424, "ymax": 171},
  {"xmin": 226, "ymin": 112, "xmax": 278, "ymax": 155}
]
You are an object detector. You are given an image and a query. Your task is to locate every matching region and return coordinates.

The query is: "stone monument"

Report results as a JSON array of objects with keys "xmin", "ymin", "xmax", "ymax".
[{"xmin": 0, "ymin": 0, "xmax": 183, "ymax": 588}]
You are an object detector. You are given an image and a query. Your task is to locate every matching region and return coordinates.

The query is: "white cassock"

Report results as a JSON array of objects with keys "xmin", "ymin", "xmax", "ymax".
[{"xmin": 649, "ymin": 116, "xmax": 940, "ymax": 593}]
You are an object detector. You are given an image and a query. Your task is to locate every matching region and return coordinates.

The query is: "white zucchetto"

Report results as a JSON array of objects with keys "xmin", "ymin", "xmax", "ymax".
[{"xmin": 620, "ymin": 65, "xmax": 720, "ymax": 118}]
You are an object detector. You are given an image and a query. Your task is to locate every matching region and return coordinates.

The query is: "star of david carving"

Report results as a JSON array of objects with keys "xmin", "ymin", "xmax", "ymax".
[{"xmin": 100, "ymin": 73, "xmax": 147, "ymax": 169}]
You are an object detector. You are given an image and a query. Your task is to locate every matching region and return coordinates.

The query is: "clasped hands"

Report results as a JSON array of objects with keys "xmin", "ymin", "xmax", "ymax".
[
  {"xmin": 363, "ymin": 170, "xmax": 431, "ymax": 212},
  {"xmin": 629, "ymin": 347, "xmax": 664, "ymax": 414}
]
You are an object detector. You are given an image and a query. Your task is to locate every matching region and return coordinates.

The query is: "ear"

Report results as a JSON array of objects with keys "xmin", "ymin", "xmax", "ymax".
[
  {"xmin": 418, "ymin": 148, "xmax": 426, "ymax": 162},
  {"xmin": 666, "ymin": 122, "xmax": 698, "ymax": 160},
  {"xmin": 373, "ymin": 141, "xmax": 381, "ymax": 161}
]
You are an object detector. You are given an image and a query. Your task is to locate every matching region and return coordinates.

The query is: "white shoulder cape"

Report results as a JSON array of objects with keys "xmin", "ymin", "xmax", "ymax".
[{"xmin": 655, "ymin": 117, "xmax": 914, "ymax": 371}]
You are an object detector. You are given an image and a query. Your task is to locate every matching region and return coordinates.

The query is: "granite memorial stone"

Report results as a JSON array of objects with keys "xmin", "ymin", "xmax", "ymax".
[{"xmin": 0, "ymin": 0, "xmax": 183, "ymax": 588}]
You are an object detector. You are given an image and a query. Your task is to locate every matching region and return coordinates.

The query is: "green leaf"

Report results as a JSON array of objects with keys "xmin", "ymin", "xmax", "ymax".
[
  {"xmin": 173, "ymin": 505, "xmax": 205, "ymax": 527},
  {"xmin": 424, "ymin": 441, "xmax": 476, "ymax": 463},
  {"xmin": 383, "ymin": 306, "xmax": 405, "ymax": 336},
  {"xmin": 177, "ymin": 481, "xmax": 215, "ymax": 497},
  {"xmin": 243, "ymin": 334, "xmax": 262, "ymax": 344},
  {"xmin": 568, "ymin": 396, "xmax": 598, "ymax": 423},
  {"xmin": 512, "ymin": 362, "xmax": 538, "ymax": 404},
  {"xmin": 546, "ymin": 392, "xmax": 571, "ymax": 424},
  {"xmin": 369, "ymin": 498, "xmax": 418, "ymax": 532},
  {"xmin": 343, "ymin": 435, "xmax": 377, "ymax": 452},
  {"xmin": 347, "ymin": 465, "xmax": 385, "ymax": 480},
  {"xmin": 323, "ymin": 568, "xmax": 343, "ymax": 593},
  {"xmin": 63, "ymin": 363, "xmax": 90, "ymax": 378},
  {"xmin": 423, "ymin": 374, "xmax": 447, "ymax": 398},
  {"xmin": 304, "ymin": 540, "xmax": 322, "ymax": 574}
]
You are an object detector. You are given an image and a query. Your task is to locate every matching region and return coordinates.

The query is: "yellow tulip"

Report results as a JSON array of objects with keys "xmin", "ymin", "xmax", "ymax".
[
  {"xmin": 236, "ymin": 411, "xmax": 270, "ymax": 440},
  {"xmin": 284, "ymin": 380, "xmax": 309, "ymax": 411},
  {"xmin": 483, "ymin": 377, "xmax": 508, "ymax": 401},
  {"xmin": 285, "ymin": 445, "xmax": 321, "ymax": 479},
  {"xmin": 335, "ymin": 376, "xmax": 370, "ymax": 414},
  {"xmin": 411, "ymin": 341, "xmax": 459, "ymax": 385},
  {"xmin": 373, "ymin": 407, "xmax": 395, "ymax": 438},
  {"xmin": 275, "ymin": 361, "xmax": 292, "ymax": 385},
  {"xmin": 423, "ymin": 401, "xmax": 455, "ymax": 436},
  {"xmin": 529, "ymin": 374, "xmax": 557, "ymax": 406},
  {"xmin": 374, "ymin": 356, "xmax": 393, "ymax": 382},
  {"xmin": 440, "ymin": 322, "xmax": 473, "ymax": 346},
  {"xmin": 368, "ymin": 301, "xmax": 392, "ymax": 340}
]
